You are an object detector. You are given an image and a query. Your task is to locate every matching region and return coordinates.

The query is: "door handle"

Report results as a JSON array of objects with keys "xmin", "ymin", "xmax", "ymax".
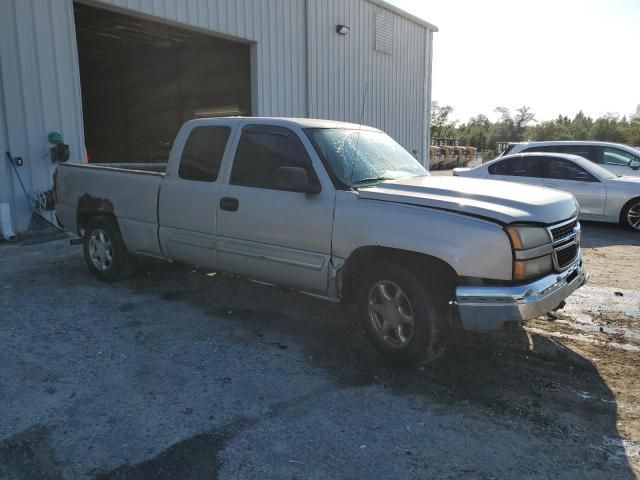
[
  {"xmin": 546, "ymin": 183, "xmax": 560, "ymax": 188},
  {"xmin": 219, "ymin": 197, "xmax": 239, "ymax": 212}
]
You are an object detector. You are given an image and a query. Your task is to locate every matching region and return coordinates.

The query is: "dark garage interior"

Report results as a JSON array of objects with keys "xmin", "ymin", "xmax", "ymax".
[{"xmin": 74, "ymin": 2, "xmax": 252, "ymax": 164}]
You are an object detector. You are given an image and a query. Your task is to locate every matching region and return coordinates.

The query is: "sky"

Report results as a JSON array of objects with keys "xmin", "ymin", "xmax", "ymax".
[{"xmin": 387, "ymin": 0, "xmax": 640, "ymax": 123}]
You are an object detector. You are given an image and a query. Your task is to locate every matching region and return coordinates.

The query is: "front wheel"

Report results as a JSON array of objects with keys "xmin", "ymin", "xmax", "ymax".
[
  {"xmin": 83, "ymin": 216, "xmax": 135, "ymax": 282},
  {"xmin": 621, "ymin": 198, "xmax": 640, "ymax": 232},
  {"xmin": 357, "ymin": 262, "xmax": 450, "ymax": 365}
]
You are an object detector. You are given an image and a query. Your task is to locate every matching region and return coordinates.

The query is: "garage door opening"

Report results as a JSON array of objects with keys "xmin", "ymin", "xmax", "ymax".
[{"xmin": 74, "ymin": 2, "xmax": 252, "ymax": 164}]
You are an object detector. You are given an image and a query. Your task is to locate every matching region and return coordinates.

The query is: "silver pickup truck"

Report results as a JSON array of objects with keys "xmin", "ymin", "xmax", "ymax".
[{"xmin": 55, "ymin": 117, "xmax": 587, "ymax": 364}]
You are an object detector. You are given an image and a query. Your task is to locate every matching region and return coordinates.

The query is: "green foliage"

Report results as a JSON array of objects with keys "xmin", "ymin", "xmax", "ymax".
[
  {"xmin": 431, "ymin": 102, "xmax": 457, "ymax": 139},
  {"xmin": 443, "ymin": 104, "xmax": 640, "ymax": 150}
]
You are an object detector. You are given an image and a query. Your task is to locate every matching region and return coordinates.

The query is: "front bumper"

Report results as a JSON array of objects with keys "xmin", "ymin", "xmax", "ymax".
[{"xmin": 455, "ymin": 261, "xmax": 588, "ymax": 332}]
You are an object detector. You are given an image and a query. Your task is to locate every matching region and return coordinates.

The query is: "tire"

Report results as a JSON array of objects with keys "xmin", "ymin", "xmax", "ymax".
[
  {"xmin": 357, "ymin": 262, "xmax": 450, "ymax": 365},
  {"xmin": 83, "ymin": 216, "xmax": 135, "ymax": 282},
  {"xmin": 621, "ymin": 197, "xmax": 640, "ymax": 232}
]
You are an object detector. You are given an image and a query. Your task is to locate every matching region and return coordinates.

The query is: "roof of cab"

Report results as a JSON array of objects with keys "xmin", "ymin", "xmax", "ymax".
[{"xmin": 187, "ymin": 116, "xmax": 383, "ymax": 131}]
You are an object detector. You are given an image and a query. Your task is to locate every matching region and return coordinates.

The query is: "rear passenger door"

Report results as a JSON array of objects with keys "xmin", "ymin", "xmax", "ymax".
[
  {"xmin": 216, "ymin": 124, "xmax": 335, "ymax": 295},
  {"xmin": 158, "ymin": 123, "xmax": 234, "ymax": 268},
  {"xmin": 542, "ymin": 158, "xmax": 606, "ymax": 217}
]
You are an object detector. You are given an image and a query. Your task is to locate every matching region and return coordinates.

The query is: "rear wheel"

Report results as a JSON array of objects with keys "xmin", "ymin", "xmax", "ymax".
[
  {"xmin": 83, "ymin": 216, "xmax": 134, "ymax": 282},
  {"xmin": 358, "ymin": 262, "xmax": 450, "ymax": 365},
  {"xmin": 621, "ymin": 198, "xmax": 640, "ymax": 232}
]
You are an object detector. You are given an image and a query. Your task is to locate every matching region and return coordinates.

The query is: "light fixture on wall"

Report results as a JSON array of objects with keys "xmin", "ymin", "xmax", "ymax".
[{"xmin": 336, "ymin": 25, "xmax": 350, "ymax": 35}]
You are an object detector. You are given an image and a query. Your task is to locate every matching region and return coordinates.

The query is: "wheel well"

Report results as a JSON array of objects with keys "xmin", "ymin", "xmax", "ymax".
[
  {"xmin": 77, "ymin": 194, "xmax": 117, "ymax": 232},
  {"xmin": 338, "ymin": 246, "xmax": 459, "ymax": 304},
  {"xmin": 620, "ymin": 196, "xmax": 640, "ymax": 223}
]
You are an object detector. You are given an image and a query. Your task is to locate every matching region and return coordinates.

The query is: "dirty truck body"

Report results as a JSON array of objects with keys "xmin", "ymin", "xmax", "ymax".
[{"xmin": 55, "ymin": 117, "xmax": 587, "ymax": 364}]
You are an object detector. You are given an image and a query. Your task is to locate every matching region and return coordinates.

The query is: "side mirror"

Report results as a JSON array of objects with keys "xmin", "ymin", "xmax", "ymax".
[
  {"xmin": 274, "ymin": 166, "xmax": 320, "ymax": 194},
  {"xmin": 630, "ymin": 159, "xmax": 640, "ymax": 171}
]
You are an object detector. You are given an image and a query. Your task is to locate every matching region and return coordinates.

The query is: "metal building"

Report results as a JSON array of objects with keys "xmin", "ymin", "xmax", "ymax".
[{"xmin": 0, "ymin": 0, "xmax": 436, "ymax": 237}]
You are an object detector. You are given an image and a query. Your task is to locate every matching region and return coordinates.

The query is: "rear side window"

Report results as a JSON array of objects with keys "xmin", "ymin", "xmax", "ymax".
[
  {"xmin": 178, "ymin": 126, "xmax": 231, "ymax": 182},
  {"xmin": 230, "ymin": 125, "xmax": 312, "ymax": 189},
  {"xmin": 488, "ymin": 157, "xmax": 544, "ymax": 177},
  {"xmin": 489, "ymin": 158, "xmax": 526, "ymax": 176}
]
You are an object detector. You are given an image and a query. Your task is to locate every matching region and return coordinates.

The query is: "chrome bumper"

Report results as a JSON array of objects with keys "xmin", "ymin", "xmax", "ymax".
[{"xmin": 455, "ymin": 261, "xmax": 588, "ymax": 332}]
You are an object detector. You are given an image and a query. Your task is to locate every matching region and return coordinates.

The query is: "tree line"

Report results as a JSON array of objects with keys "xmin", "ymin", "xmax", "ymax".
[{"xmin": 431, "ymin": 103, "xmax": 640, "ymax": 157}]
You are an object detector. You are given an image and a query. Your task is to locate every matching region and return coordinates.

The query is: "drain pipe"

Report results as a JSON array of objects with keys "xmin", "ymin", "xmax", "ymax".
[{"xmin": 0, "ymin": 203, "xmax": 18, "ymax": 242}]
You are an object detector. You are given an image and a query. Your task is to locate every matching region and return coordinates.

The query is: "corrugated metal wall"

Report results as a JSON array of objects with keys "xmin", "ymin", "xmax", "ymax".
[
  {"xmin": 0, "ymin": 0, "xmax": 433, "ymax": 235},
  {"xmin": 0, "ymin": 0, "xmax": 85, "ymax": 233},
  {"xmin": 307, "ymin": 0, "xmax": 430, "ymax": 163}
]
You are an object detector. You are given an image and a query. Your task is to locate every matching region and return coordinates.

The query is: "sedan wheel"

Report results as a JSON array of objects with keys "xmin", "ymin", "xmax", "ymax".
[
  {"xmin": 622, "ymin": 199, "xmax": 640, "ymax": 232},
  {"xmin": 626, "ymin": 201, "xmax": 640, "ymax": 231}
]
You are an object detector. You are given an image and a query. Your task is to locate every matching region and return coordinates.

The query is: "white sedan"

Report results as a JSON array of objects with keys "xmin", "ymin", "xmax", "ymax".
[{"xmin": 454, "ymin": 152, "xmax": 640, "ymax": 231}]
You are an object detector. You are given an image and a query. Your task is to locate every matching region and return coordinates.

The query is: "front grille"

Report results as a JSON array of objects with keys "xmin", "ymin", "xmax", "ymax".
[
  {"xmin": 548, "ymin": 218, "xmax": 580, "ymax": 271},
  {"xmin": 556, "ymin": 243, "xmax": 579, "ymax": 269},
  {"xmin": 550, "ymin": 219, "xmax": 577, "ymax": 243}
]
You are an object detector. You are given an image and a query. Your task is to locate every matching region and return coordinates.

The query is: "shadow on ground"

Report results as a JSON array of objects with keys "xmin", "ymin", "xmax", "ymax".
[
  {"xmin": 99, "ymin": 258, "xmax": 635, "ymax": 478},
  {"xmin": 581, "ymin": 222, "xmax": 639, "ymax": 248}
]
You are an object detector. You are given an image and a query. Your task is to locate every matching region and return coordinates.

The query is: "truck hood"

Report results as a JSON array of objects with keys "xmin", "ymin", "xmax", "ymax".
[{"xmin": 357, "ymin": 176, "xmax": 578, "ymax": 225}]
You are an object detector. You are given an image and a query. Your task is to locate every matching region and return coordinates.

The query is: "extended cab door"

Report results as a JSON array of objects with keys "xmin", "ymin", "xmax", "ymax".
[
  {"xmin": 158, "ymin": 121, "xmax": 235, "ymax": 268},
  {"xmin": 216, "ymin": 123, "xmax": 335, "ymax": 295}
]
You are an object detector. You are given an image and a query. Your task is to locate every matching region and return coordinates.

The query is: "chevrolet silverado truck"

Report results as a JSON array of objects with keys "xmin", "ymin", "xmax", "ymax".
[{"xmin": 54, "ymin": 118, "xmax": 588, "ymax": 364}]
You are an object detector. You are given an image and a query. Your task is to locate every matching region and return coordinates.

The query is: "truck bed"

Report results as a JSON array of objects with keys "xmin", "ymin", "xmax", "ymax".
[{"xmin": 55, "ymin": 162, "xmax": 165, "ymax": 257}]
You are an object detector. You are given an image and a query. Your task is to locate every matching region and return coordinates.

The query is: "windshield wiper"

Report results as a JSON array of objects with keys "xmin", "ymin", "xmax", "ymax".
[{"xmin": 351, "ymin": 176, "xmax": 393, "ymax": 187}]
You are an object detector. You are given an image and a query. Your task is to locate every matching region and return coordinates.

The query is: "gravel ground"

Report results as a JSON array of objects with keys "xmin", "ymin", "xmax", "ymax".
[{"xmin": 0, "ymin": 222, "xmax": 639, "ymax": 479}]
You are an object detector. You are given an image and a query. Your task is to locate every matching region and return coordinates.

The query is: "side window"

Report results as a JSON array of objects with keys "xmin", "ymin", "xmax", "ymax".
[
  {"xmin": 230, "ymin": 125, "xmax": 313, "ymax": 189},
  {"xmin": 547, "ymin": 159, "xmax": 596, "ymax": 182},
  {"xmin": 523, "ymin": 157, "xmax": 547, "ymax": 178},
  {"xmin": 524, "ymin": 145, "xmax": 601, "ymax": 163},
  {"xmin": 489, "ymin": 158, "xmax": 519, "ymax": 176},
  {"xmin": 602, "ymin": 148, "xmax": 634, "ymax": 166},
  {"xmin": 488, "ymin": 157, "xmax": 537, "ymax": 177},
  {"xmin": 178, "ymin": 126, "xmax": 231, "ymax": 182},
  {"xmin": 562, "ymin": 145, "xmax": 600, "ymax": 162}
]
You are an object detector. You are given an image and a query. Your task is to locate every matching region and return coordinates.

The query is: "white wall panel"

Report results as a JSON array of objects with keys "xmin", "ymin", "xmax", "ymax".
[
  {"xmin": 307, "ymin": 0, "xmax": 429, "ymax": 164},
  {"xmin": 0, "ymin": 0, "xmax": 85, "ymax": 232}
]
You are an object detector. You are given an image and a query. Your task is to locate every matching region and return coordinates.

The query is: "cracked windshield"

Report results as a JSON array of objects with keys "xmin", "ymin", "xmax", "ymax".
[{"xmin": 307, "ymin": 128, "xmax": 428, "ymax": 187}]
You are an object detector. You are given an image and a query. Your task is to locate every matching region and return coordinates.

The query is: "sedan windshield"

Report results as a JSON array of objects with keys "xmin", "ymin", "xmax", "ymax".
[{"xmin": 306, "ymin": 128, "xmax": 428, "ymax": 188}]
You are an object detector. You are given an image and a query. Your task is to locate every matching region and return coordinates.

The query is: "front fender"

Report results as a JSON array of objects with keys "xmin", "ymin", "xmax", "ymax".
[{"xmin": 332, "ymin": 191, "xmax": 513, "ymax": 281}]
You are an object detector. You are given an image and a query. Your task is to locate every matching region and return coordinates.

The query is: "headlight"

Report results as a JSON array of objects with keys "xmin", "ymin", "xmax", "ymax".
[
  {"xmin": 505, "ymin": 224, "xmax": 554, "ymax": 281},
  {"xmin": 505, "ymin": 225, "xmax": 551, "ymax": 250}
]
